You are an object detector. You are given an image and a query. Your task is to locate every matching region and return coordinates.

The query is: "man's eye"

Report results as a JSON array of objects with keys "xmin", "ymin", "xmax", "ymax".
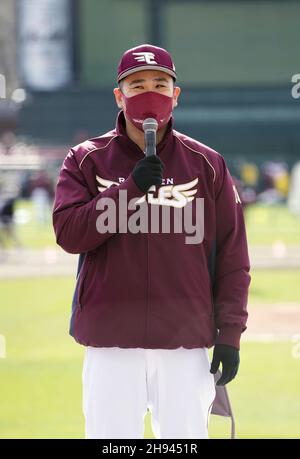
[{"xmin": 156, "ymin": 84, "xmax": 166, "ymax": 88}]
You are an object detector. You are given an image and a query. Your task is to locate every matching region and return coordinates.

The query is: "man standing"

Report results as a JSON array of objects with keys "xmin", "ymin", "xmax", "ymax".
[{"xmin": 52, "ymin": 44, "xmax": 251, "ymax": 439}]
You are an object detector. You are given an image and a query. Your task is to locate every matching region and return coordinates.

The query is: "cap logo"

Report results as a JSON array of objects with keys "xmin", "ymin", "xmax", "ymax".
[{"xmin": 132, "ymin": 52, "xmax": 157, "ymax": 65}]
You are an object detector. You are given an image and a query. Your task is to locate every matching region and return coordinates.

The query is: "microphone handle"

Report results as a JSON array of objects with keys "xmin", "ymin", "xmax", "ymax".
[
  {"xmin": 144, "ymin": 130, "xmax": 156, "ymax": 157},
  {"xmin": 144, "ymin": 130, "xmax": 157, "ymax": 198}
]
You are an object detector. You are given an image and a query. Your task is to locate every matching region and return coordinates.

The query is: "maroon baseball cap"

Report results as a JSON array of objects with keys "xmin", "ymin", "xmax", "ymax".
[{"xmin": 117, "ymin": 44, "xmax": 177, "ymax": 83}]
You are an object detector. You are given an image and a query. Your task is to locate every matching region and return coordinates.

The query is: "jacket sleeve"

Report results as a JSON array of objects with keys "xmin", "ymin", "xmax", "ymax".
[
  {"xmin": 52, "ymin": 149, "xmax": 145, "ymax": 254},
  {"xmin": 213, "ymin": 156, "xmax": 251, "ymax": 350}
]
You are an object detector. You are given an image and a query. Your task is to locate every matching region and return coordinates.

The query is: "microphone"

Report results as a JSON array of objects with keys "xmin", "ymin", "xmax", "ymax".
[
  {"xmin": 142, "ymin": 118, "xmax": 159, "ymax": 197},
  {"xmin": 143, "ymin": 118, "xmax": 158, "ymax": 157}
]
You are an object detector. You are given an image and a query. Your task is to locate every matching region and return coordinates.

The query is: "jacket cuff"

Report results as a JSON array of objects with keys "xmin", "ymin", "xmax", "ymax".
[{"xmin": 215, "ymin": 326, "xmax": 245, "ymax": 350}]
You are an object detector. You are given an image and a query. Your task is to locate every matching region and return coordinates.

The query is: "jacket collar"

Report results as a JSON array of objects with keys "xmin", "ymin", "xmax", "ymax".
[{"xmin": 115, "ymin": 110, "xmax": 174, "ymax": 155}]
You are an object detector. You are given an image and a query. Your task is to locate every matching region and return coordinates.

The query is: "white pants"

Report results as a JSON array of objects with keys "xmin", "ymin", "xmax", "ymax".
[{"xmin": 82, "ymin": 346, "xmax": 216, "ymax": 439}]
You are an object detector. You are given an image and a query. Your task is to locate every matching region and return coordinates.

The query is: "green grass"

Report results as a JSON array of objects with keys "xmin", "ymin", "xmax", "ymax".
[
  {"xmin": 245, "ymin": 204, "xmax": 300, "ymax": 245},
  {"xmin": 208, "ymin": 341, "xmax": 300, "ymax": 439},
  {"xmin": 0, "ymin": 275, "xmax": 299, "ymax": 438},
  {"xmin": 8, "ymin": 200, "xmax": 300, "ymax": 249},
  {"xmin": 0, "ymin": 276, "xmax": 84, "ymax": 438},
  {"xmin": 249, "ymin": 269, "xmax": 300, "ymax": 304}
]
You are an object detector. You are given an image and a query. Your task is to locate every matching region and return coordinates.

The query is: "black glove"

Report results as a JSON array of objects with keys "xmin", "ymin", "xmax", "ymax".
[
  {"xmin": 210, "ymin": 344, "xmax": 240, "ymax": 386},
  {"xmin": 132, "ymin": 155, "xmax": 164, "ymax": 193}
]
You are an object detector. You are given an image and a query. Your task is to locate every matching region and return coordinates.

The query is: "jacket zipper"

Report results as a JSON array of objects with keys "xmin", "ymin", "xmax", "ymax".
[
  {"xmin": 145, "ymin": 232, "xmax": 150, "ymax": 346},
  {"xmin": 145, "ymin": 191, "xmax": 152, "ymax": 347}
]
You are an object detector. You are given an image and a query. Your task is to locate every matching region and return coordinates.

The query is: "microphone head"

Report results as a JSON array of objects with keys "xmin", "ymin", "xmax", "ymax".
[{"xmin": 143, "ymin": 118, "xmax": 158, "ymax": 132}]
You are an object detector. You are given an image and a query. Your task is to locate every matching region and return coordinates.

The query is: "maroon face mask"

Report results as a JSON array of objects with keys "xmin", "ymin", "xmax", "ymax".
[{"xmin": 121, "ymin": 91, "xmax": 174, "ymax": 131}]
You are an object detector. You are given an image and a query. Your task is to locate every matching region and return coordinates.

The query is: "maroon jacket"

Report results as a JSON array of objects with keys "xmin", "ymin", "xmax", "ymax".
[{"xmin": 52, "ymin": 111, "xmax": 251, "ymax": 350}]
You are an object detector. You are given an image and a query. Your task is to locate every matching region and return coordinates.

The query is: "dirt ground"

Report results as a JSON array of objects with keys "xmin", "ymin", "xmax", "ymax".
[{"xmin": 245, "ymin": 303, "xmax": 300, "ymax": 341}]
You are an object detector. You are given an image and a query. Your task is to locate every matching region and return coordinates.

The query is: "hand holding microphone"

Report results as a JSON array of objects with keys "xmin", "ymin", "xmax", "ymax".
[
  {"xmin": 132, "ymin": 118, "xmax": 164, "ymax": 193},
  {"xmin": 132, "ymin": 155, "xmax": 164, "ymax": 193}
]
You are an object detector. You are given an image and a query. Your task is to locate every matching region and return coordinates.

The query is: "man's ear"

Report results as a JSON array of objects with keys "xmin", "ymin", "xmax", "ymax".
[
  {"xmin": 173, "ymin": 86, "xmax": 181, "ymax": 108},
  {"xmin": 113, "ymin": 87, "xmax": 123, "ymax": 110}
]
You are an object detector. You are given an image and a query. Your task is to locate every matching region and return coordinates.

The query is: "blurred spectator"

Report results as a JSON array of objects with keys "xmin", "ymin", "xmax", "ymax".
[
  {"xmin": 236, "ymin": 161, "xmax": 259, "ymax": 208},
  {"xmin": 274, "ymin": 168, "xmax": 289, "ymax": 198},
  {"xmin": 240, "ymin": 162, "xmax": 260, "ymax": 189},
  {"xmin": 259, "ymin": 160, "xmax": 290, "ymax": 204},
  {"xmin": 0, "ymin": 192, "xmax": 21, "ymax": 249},
  {"xmin": 0, "ymin": 131, "xmax": 17, "ymax": 155},
  {"xmin": 288, "ymin": 161, "xmax": 300, "ymax": 216},
  {"xmin": 28, "ymin": 170, "xmax": 54, "ymax": 225}
]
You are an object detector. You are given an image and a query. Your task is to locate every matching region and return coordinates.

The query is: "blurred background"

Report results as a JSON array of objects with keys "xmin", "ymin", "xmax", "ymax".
[{"xmin": 0, "ymin": 0, "xmax": 300, "ymax": 439}]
